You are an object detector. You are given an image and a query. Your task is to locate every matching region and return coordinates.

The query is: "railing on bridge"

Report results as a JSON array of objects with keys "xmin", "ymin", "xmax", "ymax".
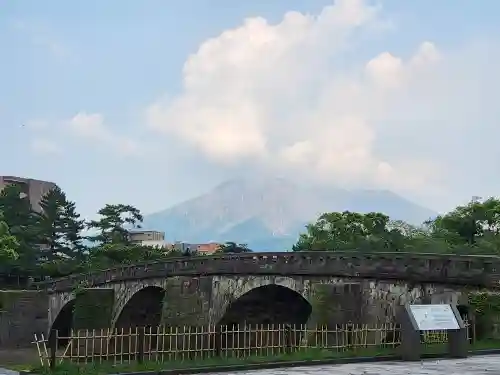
[
  {"xmin": 34, "ymin": 321, "xmax": 474, "ymax": 368},
  {"xmin": 36, "ymin": 251, "xmax": 500, "ymax": 292}
]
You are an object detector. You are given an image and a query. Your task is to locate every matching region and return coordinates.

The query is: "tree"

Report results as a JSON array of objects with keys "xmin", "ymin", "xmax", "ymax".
[
  {"xmin": 0, "ymin": 215, "xmax": 19, "ymax": 264},
  {"xmin": 427, "ymin": 197, "xmax": 500, "ymax": 248},
  {"xmin": 0, "ymin": 184, "xmax": 41, "ymax": 273},
  {"xmin": 292, "ymin": 197, "xmax": 500, "ymax": 255},
  {"xmin": 87, "ymin": 242, "xmax": 175, "ymax": 269},
  {"xmin": 216, "ymin": 242, "xmax": 252, "ymax": 253},
  {"xmin": 293, "ymin": 211, "xmax": 395, "ymax": 252},
  {"xmin": 63, "ymin": 200, "xmax": 87, "ymax": 258},
  {"xmin": 87, "ymin": 204, "xmax": 143, "ymax": 245},
  {"xmin": 38, "ymin": 187, "xmax": 86, "ymax": 260}
]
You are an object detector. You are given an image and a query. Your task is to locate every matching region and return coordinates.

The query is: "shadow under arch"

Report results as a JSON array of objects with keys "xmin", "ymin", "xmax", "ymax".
[
  {"xmin": 216, "ymin": 284, "xmax": 312, "ymax": 354},
  {"xmin": 50, "ymin": 299, "xmax": 75, "ymax": 347},
  {"xmin": 114, "ymin": 286, "xmax": 166, "ymax": 330}
]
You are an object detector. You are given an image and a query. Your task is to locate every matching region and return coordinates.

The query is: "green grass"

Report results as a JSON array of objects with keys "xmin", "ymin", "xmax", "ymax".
[
  {"xmin": 31, "ymin": 348, "xmax": 394, "ymax": 375},
  {"xmin": 13, "ymin": 340, "xmax": 500, "ymax": 375}
]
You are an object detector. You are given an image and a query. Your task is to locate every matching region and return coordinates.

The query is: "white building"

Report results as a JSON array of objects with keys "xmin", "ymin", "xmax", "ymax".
[{"xmin": 128, "ymin": 230, "xmax": 165, "ymax": 248}]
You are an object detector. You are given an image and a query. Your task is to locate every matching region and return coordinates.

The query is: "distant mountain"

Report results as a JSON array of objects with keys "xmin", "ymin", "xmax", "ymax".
[{"xmin": 142, "ymin": 177, "xmax": 437, "ymax": 251}]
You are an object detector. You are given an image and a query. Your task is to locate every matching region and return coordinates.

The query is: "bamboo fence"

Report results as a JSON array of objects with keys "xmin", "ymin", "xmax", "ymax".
[{"xmin": 33, "ymin": 321, "xmax": 472, "ymax": 367}]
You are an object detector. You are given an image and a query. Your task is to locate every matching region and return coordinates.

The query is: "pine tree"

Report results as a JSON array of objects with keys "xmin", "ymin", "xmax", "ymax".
[
  {"xmin": 87, "ymin": 204, "xmax": 143, "ymax": 245},
  {"xmin": 38, "ymin": 187, "xmax": 86, "ymax": 260},
  {"xmin": 60, "ymin": 199, "xmax": 86, "ymax": 258},
  {"xmin": 38, "ymin": 187, "xmax": 65, "ymax": 259}
]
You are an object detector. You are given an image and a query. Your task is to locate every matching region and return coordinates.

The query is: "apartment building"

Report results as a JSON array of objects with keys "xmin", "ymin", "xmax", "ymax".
[
  {"xmin": 0, "ymin": 176, "xmax": 57, "ymax": 213},
  {"xmin": 128, "ymin": 230, "xmax": 166, "ymax": 248}
]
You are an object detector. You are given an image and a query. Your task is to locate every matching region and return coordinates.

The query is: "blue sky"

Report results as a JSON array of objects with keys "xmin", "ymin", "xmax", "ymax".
[{"xmin": 1, "ymin": 0, "xmax": 499, "ymax": 219}]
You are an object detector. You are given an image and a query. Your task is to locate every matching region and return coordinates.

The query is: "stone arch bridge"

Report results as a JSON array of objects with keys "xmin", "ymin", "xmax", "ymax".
[{"xmin": 2, "ymin": 251, "xmax": 500, "ymax": 348}]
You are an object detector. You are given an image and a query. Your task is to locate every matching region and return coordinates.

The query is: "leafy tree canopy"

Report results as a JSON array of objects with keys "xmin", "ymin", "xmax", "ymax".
[
  {"xmin": 1, "ymin": 180, "xmax": 500, "ymax": 288},
  {"xmin": 0, "ymin": 184, "xmax": 41, "ymax": 274},
  {"xmin": 216, "ymin": 242, "xmax": 252, "ymax": 253},
  {"xmin": 38, "ymin": 186, "xmax": 86, "ymax": 260},
  {"xmin": 87, "ymin": 204, "xmax": 143, "ymax": 246},
  {"xmin": 293, "ymin": 197, "xmax": 500, "ymax": 255},
  {"xmin": 0, "ymin": 215, "xmax": 19, "ymax": 264},
  {"xmin": 0, "ymin": 187, "xmax": 168, "ymax": 284}
]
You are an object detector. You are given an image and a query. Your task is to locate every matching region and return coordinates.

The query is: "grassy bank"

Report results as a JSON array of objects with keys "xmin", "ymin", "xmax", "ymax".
[
  {"xmin": 13, "ymin": 339, "xmax": 500, "ymax": 375},
  {"xmin": 20, "ymin": 348, "xmax": 396, "ymax": 375}
]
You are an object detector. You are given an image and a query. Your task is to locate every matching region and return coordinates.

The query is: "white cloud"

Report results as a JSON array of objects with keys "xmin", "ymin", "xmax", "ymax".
[
  {"xmin": 145, "ymin": 0, "xmax": 442, "ymax": 192},
  {"xmin": 69, "ymin": 112, "xmax": 109, "ymax": 140},
  {"xmin": 67, "ymin": 112, "xmax": 141, "ymax": 156},
  {"xmin": 30, "ymin": 138, "xmax": 61, "ymax": 155},
  {"xmin": 142, "ymin": 0, "xmax": 498, "ymax": 209}
]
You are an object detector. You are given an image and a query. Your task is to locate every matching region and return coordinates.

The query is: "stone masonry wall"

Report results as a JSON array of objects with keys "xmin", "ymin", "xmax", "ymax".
[
  {"xmin": 210, "ymin": 276, "xmax": 469, "ymax": 328},
  {"xmin": 45, "ymin": 274, "xmax": 476, "ymax": 338},
  {"xmin": 161, "ymin": 276, "xmax": 212, "ymax": 327},
  {"xmin": 0, "ymin": 290, "xmax": 49, "ymax": 348},
  {"xmin": 72, "ymin": 288, "xmax": 114, "ymax": 330},
  {"xmin": 0, "ymin": 272, "xmax": 483, "ymax": 348},
  {"xmin": 41, "ymin": 252, "xmax": 500, "ymax": 293},
  {"xmin": 308, "ymin": 278, "xmax": 467, "ymax": 327}
]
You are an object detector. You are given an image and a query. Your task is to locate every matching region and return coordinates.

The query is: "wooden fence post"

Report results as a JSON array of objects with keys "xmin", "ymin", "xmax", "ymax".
[
  {"xmin": 49, "ymin": 329, "xmax": 58, "ymax": 369},
  {"xmin": 137, "ymin": 327, "xmax": 145, "ymax": 364}
]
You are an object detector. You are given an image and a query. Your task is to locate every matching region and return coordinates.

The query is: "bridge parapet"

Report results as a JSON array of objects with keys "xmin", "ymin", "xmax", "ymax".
[{"xmin": 37, "ymin": 252, "xmax": 500, "ymax": 293}]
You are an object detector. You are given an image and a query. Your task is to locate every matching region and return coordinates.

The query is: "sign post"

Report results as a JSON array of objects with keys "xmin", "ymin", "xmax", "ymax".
[{"xmin": 397, "ymin": 303, "xmax": 468, "ymax": 361}]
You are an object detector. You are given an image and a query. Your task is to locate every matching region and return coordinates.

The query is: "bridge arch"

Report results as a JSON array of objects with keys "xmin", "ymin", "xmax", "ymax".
[
  {"xmin": 216, "ymin": 277, "xmax": 312, "ymax": 327},
  {"xmin": 113, "ymin": 285, "xmax": 166, "ymax": 329},
  {"xmin": 219, "ymin": 284, "xmax": 312, "ymax": 326},
  {"xmin": 49, "ymin": 298, "xmax": 75, "ymax": 347},
  {"xmin": 215, "ymin": 281, "xmax": 312, "ymax": 354}
]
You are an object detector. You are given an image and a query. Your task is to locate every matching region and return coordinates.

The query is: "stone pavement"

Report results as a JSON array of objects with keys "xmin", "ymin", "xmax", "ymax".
[
  {"xmin": 211, "ymin": 355, "xmax": 500, "ymax": 375},
  {"xmin": 0, "ymin": 368, "xmax": 19, "ymax": 375}
]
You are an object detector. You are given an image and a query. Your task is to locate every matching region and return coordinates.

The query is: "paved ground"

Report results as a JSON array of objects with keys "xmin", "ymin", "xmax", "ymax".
[
  {"xmin": 211, "ymin": 355, "xmax": 500, "ymax": 375},
  {"xmin": 0, "ymin": 348, "xmax": 40, "ymax": 375},
  {"xmin": 0, "ymin": 369, "xmax": 19, "ymax": 375},
  {"xmin": 0, "ymin": 348, "xmax": 39, "ymax": 367},
  {"xmin": 2, "ymin": 354, "xmax": 500, "ymax": 374}
]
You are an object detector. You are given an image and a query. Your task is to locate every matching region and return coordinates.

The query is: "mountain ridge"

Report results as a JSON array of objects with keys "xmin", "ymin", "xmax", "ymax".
[{"xmin": 142, "ymin": 177, "xmax": 437, "ymax": 251}]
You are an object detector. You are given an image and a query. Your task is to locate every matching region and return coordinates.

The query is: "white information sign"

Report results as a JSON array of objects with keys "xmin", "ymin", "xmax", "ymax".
[{"xmin": 409, "ymin": 304, "xmax": 460, "ymax": 331}]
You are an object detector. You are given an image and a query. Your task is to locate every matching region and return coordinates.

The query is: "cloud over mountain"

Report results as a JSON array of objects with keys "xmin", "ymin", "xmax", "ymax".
[
  {"xmin": 10, "ymin": 0, "xmax": 499, "ymax": 218},
  {"xmin": 145, "ymin": 0, "xmax": 499, "ymax": 211}
]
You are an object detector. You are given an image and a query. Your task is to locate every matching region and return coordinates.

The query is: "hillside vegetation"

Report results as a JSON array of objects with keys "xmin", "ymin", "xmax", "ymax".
[{"xmin": 0, "ymin": 182, "xmax": 498, "ymax": 286}]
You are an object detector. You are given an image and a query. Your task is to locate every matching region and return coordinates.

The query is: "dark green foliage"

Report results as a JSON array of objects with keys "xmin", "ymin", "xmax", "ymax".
[
  {"xmin": 294, "ymin": 211, "xmax": 411, "ymax": 252},
  {"xmin": 293, "ymin": 197, "xmax": 500, "ymax": 255},
  {"xmin": 2, "ymin": 181, "xmax": 500, "ymax": 283},
  {"xmin": 38, "ymin": 186, "xmax": 86, "ymax": 260},
  {"xmin": 216, "ymin": 242, "xmax": 252, "ymax": 253},
  {"xmin": 0, "ymin": 184, "xmax": 182, "ymax": 282},
  {"xmin": 86, "ymin": 243, "xmax": 179, "ymax": 270},
  {"xmin": 0, "ymin": 184, "xmax": 42, "ymax": 274},
  {"xmin": 87, "ymin": 204, "xmax": 143, "ymax": 245},
  {"xmin": 0, "ymin": 216, "xmax": 19, "ymax": 265}
]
